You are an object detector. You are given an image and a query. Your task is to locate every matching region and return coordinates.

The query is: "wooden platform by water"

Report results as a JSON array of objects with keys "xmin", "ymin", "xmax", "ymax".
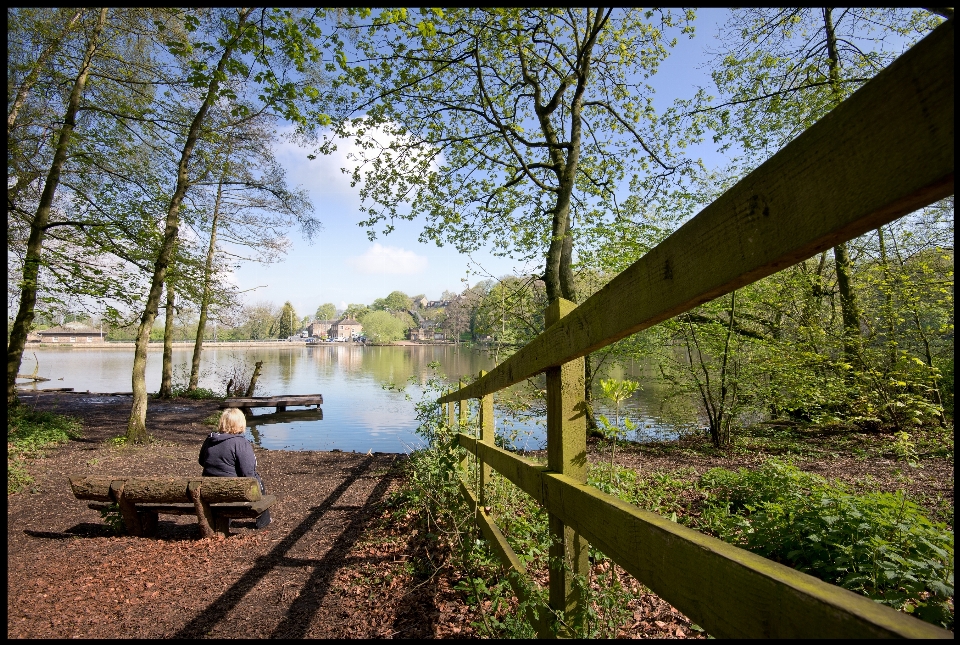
[{"xmin": 219, "ymin": 394, "xmax": 323, "ymax": 412}]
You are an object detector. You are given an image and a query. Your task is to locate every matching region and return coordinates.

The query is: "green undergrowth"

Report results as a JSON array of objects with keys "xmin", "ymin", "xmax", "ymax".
[
  {"xmin": 636, "ymin": 421, "xmax": 954, "ymax": 462},
  {"xmin": 398, "ymin": 442, "xmax": 953, "ymax": 633},
  {"xmin": 396, "ymin": 365, "xmax": 954, "ymax": 635},
  {"xmin": 160, "ymin": 386, "xmax": 222, "ymax": 400},
  {"xmin": 8, "ymin": 404, "xmax": 82, "ymax": 494},
  {"xmin": 697, "ymin": 460, "xmax": 954, "ymax": 630}
]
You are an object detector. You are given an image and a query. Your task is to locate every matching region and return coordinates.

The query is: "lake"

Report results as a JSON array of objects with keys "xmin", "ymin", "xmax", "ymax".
[{"xmin": 20, "ymin": 344, "xmax": 704, "ymax": 453}]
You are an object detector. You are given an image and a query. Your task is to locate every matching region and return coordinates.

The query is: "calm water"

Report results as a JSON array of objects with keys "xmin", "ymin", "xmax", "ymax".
[{"xmin": 21, "ymin": 345, "xmax": 703, "ymax": 452}]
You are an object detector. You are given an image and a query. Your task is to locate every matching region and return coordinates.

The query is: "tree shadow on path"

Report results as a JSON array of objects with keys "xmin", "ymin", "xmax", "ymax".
[{"xmin": 173, "ymin": 454, "xmax": 398, "ymax": 638}]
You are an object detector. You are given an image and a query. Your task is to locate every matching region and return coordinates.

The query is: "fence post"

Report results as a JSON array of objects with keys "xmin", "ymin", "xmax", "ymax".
[
  {"xmin": 458, "ymin": 378, "xmax": 469, "ymax": 473},
  {"xmin": 477, "ymin": 370, "xmax": 493, "ymax": 507},
  {"xmin": 446, "ymin": 391, "xmax": 455, "ymax": 432},
  {"xmin": 545, "ymin": 298, "xmax": 589, "ymax": 636}
]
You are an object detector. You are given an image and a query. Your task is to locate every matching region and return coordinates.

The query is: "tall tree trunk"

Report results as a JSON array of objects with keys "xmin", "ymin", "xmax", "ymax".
[
  {"xmin": 833, "ymin": 241, "xmax": 862, "ymax": 356},
  {"xmin": 531, "ymin": 10, "xmax": 605, "ymax": 304},
  {"xmin": 876, "ymin": 226, "xmax": 898, "ymax": 368},
  {"xmin": 188, "ymin": 170, "xmax": 225, "ymax": 391},
  {"xmin": 824, "ymin": 8, "xmax": 862, "ymax": 360},
  {"xmin": 6, "ymin": 8, "xmax": 107, "ymax": 407},
  {"xmin": 158, "ymin": 283, "xmax": 175, "ymax": 398},
  {"xmin": 126, "ymin": 9, "xmax": 251, "ymax": 442},
  {"xmin": 716, "ymin": 291, "xmax": 737, "ymax": 447}
]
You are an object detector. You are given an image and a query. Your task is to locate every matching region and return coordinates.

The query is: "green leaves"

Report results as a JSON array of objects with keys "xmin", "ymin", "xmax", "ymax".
[
  {"xmin": 331, "ymin": 8, "xmax": 696, "ymax": 283},
  {"xmin": 699, "ymin": 460, "xmax": 955, "ymax": 629}
]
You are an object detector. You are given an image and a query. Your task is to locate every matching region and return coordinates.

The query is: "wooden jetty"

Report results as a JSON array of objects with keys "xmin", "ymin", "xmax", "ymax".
[{"xmin": 219, "ymin": 394, "xmax": 323, "ymax": 413}]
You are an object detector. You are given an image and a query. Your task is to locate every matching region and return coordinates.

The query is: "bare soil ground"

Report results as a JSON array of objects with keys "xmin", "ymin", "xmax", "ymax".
[{"xmin": 9, "ymin": 392, "xmax": 706, "ymax": 639}]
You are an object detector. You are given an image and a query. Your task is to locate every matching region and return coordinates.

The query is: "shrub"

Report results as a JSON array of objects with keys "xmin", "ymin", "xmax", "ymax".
[
  {"xmin": 98, "ymin": 502, "xmax": 126, "ymax": 534},
  {"xmin": 181, "ymin": 386, "xmax": 221, "ymax": 400},
  {"xmin": 698, "ymin": 460, "xmax": 954, "ymax": 629},
  {"xmin": 8, "ymin": 405, "xmax": 82, "ymax": 494}
]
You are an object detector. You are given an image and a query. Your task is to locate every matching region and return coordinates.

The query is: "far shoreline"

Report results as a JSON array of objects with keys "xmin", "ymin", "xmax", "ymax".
[{"xmin": 24, "ymin": 339, "xmax": 461, "ymax": 350}]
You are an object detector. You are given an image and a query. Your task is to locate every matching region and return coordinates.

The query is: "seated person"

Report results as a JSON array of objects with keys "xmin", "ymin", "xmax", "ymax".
[{"xmin": 198, "ymin": 408, "xmax": 271, "ymax": 528}]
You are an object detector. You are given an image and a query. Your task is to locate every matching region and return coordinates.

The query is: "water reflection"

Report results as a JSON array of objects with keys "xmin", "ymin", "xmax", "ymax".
[
  {"xmin": 276, "ymin": 347, "xmax": 300, "ymax": 386},
  {"xmin": 27, "ymin": 345, "xmax": 705, "ymax": 452},
  {"xmin": 247, "ymin": 407, "xmax": 324, "ymax": 447}
]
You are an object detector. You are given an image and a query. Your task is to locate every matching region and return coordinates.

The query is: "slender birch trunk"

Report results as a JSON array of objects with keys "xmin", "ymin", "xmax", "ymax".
[
  {"xmin": 8, "ymin": 9, "xmax": 84, "ymax": 136},
  {"xmin": 188, "ymin": 168, "xmax": 226, "ymax": 391},
  {"xmin": 158, "ymin": 283, "xmax": 175, "ymax": 398}
]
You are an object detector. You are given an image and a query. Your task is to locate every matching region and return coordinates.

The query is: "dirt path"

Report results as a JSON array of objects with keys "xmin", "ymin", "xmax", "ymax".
[{"xmin": 7, "ymin": 392, "xmax": 479, "ymax": 639}]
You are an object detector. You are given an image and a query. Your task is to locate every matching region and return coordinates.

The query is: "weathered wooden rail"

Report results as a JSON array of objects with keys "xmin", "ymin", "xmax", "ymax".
[{"xmin": 438, "ymin": 20, "xmax": 954, "ymax": 639}]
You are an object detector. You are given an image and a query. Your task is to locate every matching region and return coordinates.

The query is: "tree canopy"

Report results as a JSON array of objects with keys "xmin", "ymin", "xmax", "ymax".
[{"xmin": 329, "ymin": 8, "xmax": 696, "ymax": 303}]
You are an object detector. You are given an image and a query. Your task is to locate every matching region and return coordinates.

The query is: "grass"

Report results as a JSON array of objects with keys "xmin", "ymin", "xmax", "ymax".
[
  {"xmin": 8, "ymin": 403, "xmax": 82, "ymax": 494},
  {"xmin": 202, "ymin": 411, "xmax": 223, "ymax": 426}
]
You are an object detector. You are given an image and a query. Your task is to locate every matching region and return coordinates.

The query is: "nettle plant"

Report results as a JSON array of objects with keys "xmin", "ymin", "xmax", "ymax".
[{"xmin": 697, "ymin": 460, "xmax": 954, "ymax": 629}]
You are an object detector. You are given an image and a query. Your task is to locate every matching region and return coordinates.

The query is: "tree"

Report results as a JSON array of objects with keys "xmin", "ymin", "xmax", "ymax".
[
  {"xmin": 597, "ymin": 378, "xmax": 640, "ymax": 477},
  {"xmin": 315, "ymin": 302, "xmax": 337, "ymax": 320},
  {"xmin": 343, "ymin": 303, "xmax": 370, "ymax": 321},
  {"xmin": 334, "ymin": 8, "xmax": 695, "ymax": 304},
  {"xmin": 7, "ymin": 8, "xmax": 109, "ymax": 406},
  {"xmin": 384, "ymin": 290, "xmax": 412, "ymax": 312},
  {"xmin": 271, "ymin": 301, "xmax": 300, "ymax": 339},
  {"xmin": 696, "ymin": 8, "xmax": 946, "ymax": 362},
  {"xmin": 186, "ymin": 111, "xmax": 315, "ymax": 392},
  {"xmin": 441, "ymin": 294, "xmax": 472, "ymax": 344},
  {"xmin": 158, "ymin": 283, "xmax": 177, "ymax": 398},
  {"xmin": 124, "ymin": 7, "xmax": 340, "ymax": 441},
  {"xmin": 361, "ymin": 310, "xmax": 406, "ymax": 343},
  {"xmin": 242, "ymin": 301, "xmax": 279, "ymax": 340}
]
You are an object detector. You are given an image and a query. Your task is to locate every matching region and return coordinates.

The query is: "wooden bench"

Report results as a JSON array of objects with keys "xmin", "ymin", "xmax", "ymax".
[{"xmin": 69, "ymin": 476, "xmax": 277, "ymax": 538}]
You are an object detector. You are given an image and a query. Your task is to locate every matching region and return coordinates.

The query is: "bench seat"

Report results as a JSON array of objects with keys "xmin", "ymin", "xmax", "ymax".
[
  {"xmin": 70, "ymin": 475, "xmax": 276, "ymax": 537},
  {"xmin": 87, "ymin": 495, "xmax": 277, "ymax": 518}
]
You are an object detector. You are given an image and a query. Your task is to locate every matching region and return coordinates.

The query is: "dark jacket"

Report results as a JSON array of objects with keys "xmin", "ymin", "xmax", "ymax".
[{"xmin": 198, "ymin": 432, "xmax": 259, "ymax": 480}]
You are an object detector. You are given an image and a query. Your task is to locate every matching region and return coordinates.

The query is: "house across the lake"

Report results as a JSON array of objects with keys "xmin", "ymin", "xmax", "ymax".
[
  {"xmin": 330, "ymin": 318, "xmax": 363, "ymax": 340},
  {"xmin": 308, "ymin": 317, "xmax": 363, "ymax": 341},
  {"xmin": 35, "ymin": 322, "xmax": 105, "ymax": 344},
  {"xmin": 408, "ymin": 319, "xmax": 446, "ymax": 342},
  {"xmin": 307, "ymin": 319, "xmax": 340, "ymax": 339}
]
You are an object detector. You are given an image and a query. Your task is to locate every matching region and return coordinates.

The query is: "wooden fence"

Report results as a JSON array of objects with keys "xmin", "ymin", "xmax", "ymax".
[{"xmin": 437, "ymin": 20, "xmax": 954, "ymax": 639}]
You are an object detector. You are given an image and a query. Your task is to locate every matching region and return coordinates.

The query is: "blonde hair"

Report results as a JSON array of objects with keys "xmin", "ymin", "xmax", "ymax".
[{"xmin": 218, "ymin": 408, "xmax": 247, "ymax": 435}]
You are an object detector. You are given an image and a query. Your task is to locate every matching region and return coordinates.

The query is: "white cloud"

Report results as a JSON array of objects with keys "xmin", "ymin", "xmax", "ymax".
[
  {"xmin": 346, "ymin": 243, "xmax": 428, "ymax": 275},
  {"xmin": 271, "ymin": 121, "xmax": 443, "ymax": 216}
]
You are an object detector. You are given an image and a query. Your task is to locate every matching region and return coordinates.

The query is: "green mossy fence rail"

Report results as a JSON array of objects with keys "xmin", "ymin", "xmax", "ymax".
[{"xmin": 437, "ymin": 20, "xmax": 954, "ymax": 639}]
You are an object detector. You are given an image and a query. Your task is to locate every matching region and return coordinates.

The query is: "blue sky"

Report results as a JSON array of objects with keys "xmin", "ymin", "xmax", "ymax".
[{"xmin": 231, "ymin": 9, "xmax": 731, "ymax": 318}]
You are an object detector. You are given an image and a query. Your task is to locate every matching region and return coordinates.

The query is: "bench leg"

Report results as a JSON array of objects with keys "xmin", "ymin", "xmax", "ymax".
[
  {"xmin": 110, "ymin": 481, "xmax": 143, "ymax": 537},
  {"xmin": 215, "ymin": 515, "xmax": 231, "ymax": 536},
  {"xmin": 140, "ymin": 511, "xmax": 159, "ymax": 537},
  {"xmin": 276, "ymin": 404, "xmax": 286, "ymax": 412},
  {"xmin": 188, "ymin": 480, "xmax": 216, "ymax": 539}
]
